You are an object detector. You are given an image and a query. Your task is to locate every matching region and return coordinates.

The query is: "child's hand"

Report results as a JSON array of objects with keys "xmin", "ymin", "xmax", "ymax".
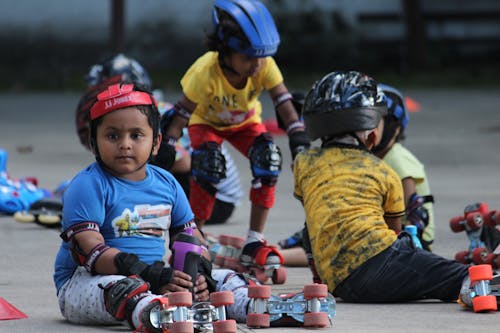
[
  {"xmin": 193, "ymin": 274, "xmax": 210, "ymax": 302},
  {"xmin": 158, "ymin": 269, "xmax": 193, "ymax": 294}
]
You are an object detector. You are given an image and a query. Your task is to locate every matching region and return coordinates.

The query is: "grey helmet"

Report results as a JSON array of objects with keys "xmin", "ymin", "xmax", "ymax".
[{"xmin": 303, "ymin": 71, "xmax": 387, "ymax": 141}]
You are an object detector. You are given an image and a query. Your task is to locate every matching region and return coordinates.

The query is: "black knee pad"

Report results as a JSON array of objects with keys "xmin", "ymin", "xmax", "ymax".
[
  {"xmin": 99, "ymin": 276, "xmax": 150, "ymax": 323},
  {"xmin": 191, "ymin": 141, "xmax": 227, "ymax": 184},
  {"xmin": 249, "ymin": 133, "xmax": 282, "ymax": 185}
]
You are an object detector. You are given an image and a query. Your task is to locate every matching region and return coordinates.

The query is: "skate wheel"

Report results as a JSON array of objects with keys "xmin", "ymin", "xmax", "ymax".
[
  {"xmin": 272, "ymin": 266, "xmax": 287, "ymax": 284},
  {"xmin": 13, "ymin": 211, "xmax": 35, "ymax": 223},
  {"xmin": 485, "ymin": 210, "xmax": 500, "ymax": 227},
  {"xmin": 469, "ymin": 264, "xmax": 493, "ymax": 283},
  {"xmin": 304, "ymin": 312, "xmax": 329, "ymax": 328},
  {"xmin": 248, "ymin": 285, "xmax": 271, "ymax": 299},
  {"xmin": 210, "ymin": 290, "xmax": 234, "ymax": 306},
  {"xmin": 466, "ymin": 213, "xmax": 484, "ymax": 229},
  {"xmin": 213, "ymin": 319, "xmax": 237, "ymax": 333},
  {"xmin": 455, "ymin": 250, "xmax": 471, "ymax": 264},
  {"xmin": 303, "ymin": 283, "xmax": 328, "ymax": 299},
  {"xmin": 170, "ymin": 320, "xmax": 194, "ymax": 333},
  {"xmin": 168, "ymin": 291, "xmax": 192, "ymax": 307},
  {"xmin": 246, "ymin": 313, "xmax": 270, "ymax": 328},
  {"xmin": 472, "ymin": 295, "xmax": 498, "ymax": 313},
  {"xmin": 472, "ymin": 247, "xmax": 495, "ymax": 265},
  {"xmin": 450, "ymin": 216, "xmax": 465, "ymax": 232},
  {"xmin": 493, "ymin": 255, "xmax": 500, "ymax": 269},
  {"xmin": 228, "ymin": 235, "xmax": 244, "ymax": 249},
  {"xmin": 37, "ymin": 213, "xmax": 61, "ymax": 226}
]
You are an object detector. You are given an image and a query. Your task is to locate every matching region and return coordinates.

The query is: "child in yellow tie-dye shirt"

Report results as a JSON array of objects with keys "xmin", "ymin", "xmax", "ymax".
[{"xmin": 294, "ymin": 70, "xmax": 469, "ymax": 303}]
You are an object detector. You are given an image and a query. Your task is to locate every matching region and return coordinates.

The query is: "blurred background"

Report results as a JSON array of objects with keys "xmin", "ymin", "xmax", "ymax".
[{"xmin": 1, "ymin": 0, "xmax": 500, "ymax": 91}]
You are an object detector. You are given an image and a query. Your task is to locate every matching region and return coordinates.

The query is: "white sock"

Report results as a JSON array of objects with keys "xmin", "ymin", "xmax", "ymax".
[{"xmin": 246, "ymin": 230, "xmax": 264, "ymax": 244}]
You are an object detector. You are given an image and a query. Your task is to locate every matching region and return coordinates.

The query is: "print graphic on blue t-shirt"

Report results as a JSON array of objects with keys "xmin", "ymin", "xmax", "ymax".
[{"xmin": 112, "ymin": 204, "xmax": 171, "ymax": 238}]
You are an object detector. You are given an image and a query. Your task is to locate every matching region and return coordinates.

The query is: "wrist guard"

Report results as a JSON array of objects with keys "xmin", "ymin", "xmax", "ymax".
[
  {"xmin": 114, "ymin": 252, "xmax": 173, "ymax": 294},
  {"xmin": 406, "ymin": 193, "xmax": 430, "ymax": 231},
  {"xmin": 198, "ymin": 256, "xmax": 218, "ymax": 292},
  {"xmin": 153, "ymin": 138, "xmax": 177, "ymax": 170},
  {"xmin": 288, "ymin": 131, "xmax": 311, "ymax": 160}
]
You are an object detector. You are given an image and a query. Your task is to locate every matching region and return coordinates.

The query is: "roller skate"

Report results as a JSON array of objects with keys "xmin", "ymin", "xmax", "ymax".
[
  {"xmin": 458, "ymin": 264, "xmax": 500, "ymax": 313},
  {"xmin": 212, "ymin": 235, "xmax": 287, "ymax": 285},
  {"xmin": 449, "ymin": 202, "xmax": 489, "ymax": 264},
  {"xmin": 470, "ymin": 210, "xmax": 500, "ymax": 268},
  {"xmin": 139, "ymin": 291, "xmax": 237, "ymax": 333},
  {"xmin": 13, "ymin": 179, "xmax": 69, "ymax": 227},
  {"xmin": 246, "ymin": 283, "xmax": 335, "ymax": 328}
]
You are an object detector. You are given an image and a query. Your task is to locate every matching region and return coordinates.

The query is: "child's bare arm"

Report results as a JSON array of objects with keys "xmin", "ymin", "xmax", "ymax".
[{"xmin": 385, "ymin": 216, "xmax": 402, "ymax": 234}]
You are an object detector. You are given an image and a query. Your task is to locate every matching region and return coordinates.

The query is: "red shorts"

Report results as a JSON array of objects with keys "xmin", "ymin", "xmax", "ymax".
[{"xmin": 188, "ymin": 123, "xmax": 277, "ymax": 220}]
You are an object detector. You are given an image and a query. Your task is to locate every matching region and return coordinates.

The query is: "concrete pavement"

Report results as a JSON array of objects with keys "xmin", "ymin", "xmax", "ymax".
[{"xmin": 0, "ymin": 88, "xmax": 499, "ymax": 332}]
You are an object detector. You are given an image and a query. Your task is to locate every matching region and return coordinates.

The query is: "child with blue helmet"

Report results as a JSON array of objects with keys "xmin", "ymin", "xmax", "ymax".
[
  {"xmin": 294, "ymin": 70, "xmax": 469, "ymax": 303},
  {"xmin": 158, "ymin": 0, "xmax": 310, "ymax": 269},
  {"xmin": 372, "ymin": 84, "xmax": 435, "ymax": 251}
]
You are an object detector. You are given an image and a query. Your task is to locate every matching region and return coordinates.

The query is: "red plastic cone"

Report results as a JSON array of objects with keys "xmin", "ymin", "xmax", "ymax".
[{"xmin": 0, "ymin": 297, "xmax": 28, "ymax": 320}]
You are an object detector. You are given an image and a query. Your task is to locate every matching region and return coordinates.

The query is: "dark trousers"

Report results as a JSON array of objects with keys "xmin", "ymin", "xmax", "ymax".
[{"xmin": 334, "ymin": 233, "xmax": 469, "ymax": 302}]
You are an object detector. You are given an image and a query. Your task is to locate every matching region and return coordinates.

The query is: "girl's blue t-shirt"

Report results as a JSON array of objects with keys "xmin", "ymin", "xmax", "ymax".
[{"xmin": 53, "ymin": 162, "xmax": 194, "ymax": 291}]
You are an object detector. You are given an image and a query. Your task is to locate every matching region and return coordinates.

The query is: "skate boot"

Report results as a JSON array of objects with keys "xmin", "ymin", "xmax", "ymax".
[
  {"xmin": 246, "ymin": 283, "xmax": 336, "ymax": 328},
  {"xmin": 458, "ymin": 264, "xmax": 499, "ymax": 313},
  {"xmin": 138, "ymin": 291, "xmax": 237, "ymax": 333},
  {"xmin": 240, "ymin": 240, "xmax": 286, "ymax": 284}
]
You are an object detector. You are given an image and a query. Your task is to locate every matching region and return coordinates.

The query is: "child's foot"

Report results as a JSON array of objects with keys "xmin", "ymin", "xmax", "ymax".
[{"xmin": 240, "ymin": 240, "xmax": 283, "ymax": 266}]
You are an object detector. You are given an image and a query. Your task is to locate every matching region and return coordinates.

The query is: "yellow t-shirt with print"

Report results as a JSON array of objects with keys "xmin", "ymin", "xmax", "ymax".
[
  {"xmin": 180, "ymin": 51, "xmax": 283, "ymax": 131},
  {"xmin": 294, "ymin": 146, "xmax": 405, "ymax": 292},
  {"xmin": 383, "ymin": 142, "xmax": 434, "ymax": 243}
]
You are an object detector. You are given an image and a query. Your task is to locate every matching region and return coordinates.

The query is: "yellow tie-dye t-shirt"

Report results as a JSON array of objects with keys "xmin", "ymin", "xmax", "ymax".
[
  {"xmin": 180, "ymin": 51, "xmax": 283, "ymax": 131},
  {"xmin": 293, "ymin": 146, "xmax": 405, "ymax": 292}
]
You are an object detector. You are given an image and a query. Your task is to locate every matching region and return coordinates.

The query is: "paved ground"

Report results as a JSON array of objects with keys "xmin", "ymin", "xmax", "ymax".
[{"xmin": 1, "ymin": 87, "xmax": 499, "ymax": 332}]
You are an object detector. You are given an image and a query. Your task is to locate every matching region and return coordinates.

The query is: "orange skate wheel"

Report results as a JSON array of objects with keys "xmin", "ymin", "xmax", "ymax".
[
  {"xmin": 472, "ymin": 247, "xmax": 488, "ymax": 264},
  {"xmin": 248, "ymin": 285, "xmax": 271, "ymax": 299},
  {"xmin": 170, "ymin": 320, "xmax": 194, "ymax": 333},
  {"xmin": 247, "ymin": 313, "xmax": 270, "ymax": 328},
  {"xmin": 272, "ymin": 266, "xmax": 287, "ymax": 284},
  {"xmin": 468, "ymin": 264, "xmax": 493, "ymax": 283},
  {"xmin": 168, "ymin": 291, "xmax": 192, "ymax": 307},
  {"xmin": 228, "ymin": 236, "xmax": 244, "ymax": 248},
  {"xmin": 493, "ymin": 255, "xmax": 500, "ymax": 269},
  {"xmin": 450, "ymin": 216, "xmax": 465, "ymax": 232},
  {"xmin": 472, "ymin": 295, "xmax": 498, "ymax": 313},
  {"xmin": 303, "ymin": 283, "xmax": 328, "ymax": 299},
  {"xmin": 210, "ymin": 291, "xmax": 234, "ymax": 306},
  {"xmin": 485, "ymin": 210, "xmax": 500, "ymax": 226},
  {"xmin": 455, "ymin": 250, "xmax": 472, "ymax": 264},
  {"xmin": 304, "ymin": 312, "xmax": 329, "ymax": 327},
  {"xmin": 466, "ymin": 213, "xmax": 484, "ymax": 230},
  {"xmin": 213, "ymin": 319, "xmax": 237, "ymax": 333}
]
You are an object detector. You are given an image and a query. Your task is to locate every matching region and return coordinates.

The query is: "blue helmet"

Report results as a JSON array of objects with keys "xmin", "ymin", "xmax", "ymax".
[
  {"xmin": 85, "ymin": 53, "xmax": 152, "ymax": 90},
  {"xmin": 378, "ymin": 83, "xmax": 409, "ymax": 129},
  {"xmin": 212, "ymin": 0, "xmax": 280, "ymax": 57}
]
